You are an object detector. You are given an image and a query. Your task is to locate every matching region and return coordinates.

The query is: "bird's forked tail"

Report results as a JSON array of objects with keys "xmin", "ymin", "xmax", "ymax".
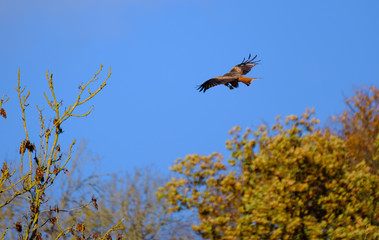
[{"xmin": 238, "ymin": 76, "xmax": 261, "ymax": 86}]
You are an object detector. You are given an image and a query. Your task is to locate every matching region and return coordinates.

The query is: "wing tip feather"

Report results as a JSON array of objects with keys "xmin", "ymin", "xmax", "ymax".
[{"xmin": 196, "ymin": 84, "xmax": 207, "ymax": 93}]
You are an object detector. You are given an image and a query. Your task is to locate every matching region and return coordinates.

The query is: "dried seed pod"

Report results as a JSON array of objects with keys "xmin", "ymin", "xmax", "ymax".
[
  {"xmin": 30, "ymin": 204, "xmax": 39, "ymax": 213},
  {"xmin": 76, "ymin": 223, "xmax": 85, "ymax": 232},
  {"xmin": 15, "ymin": 222, "xmax": 22, "ymax": 232},
  {"xmin": 53, "ymin": 166, "xmax": 59, "ymax": 174},
  {"xmin": 91, "ymin": 195, "xmax": 98, "ymax": 210},
  {"xmin": 0, "ymin": 108, "xmax": 6, "ymax": 119},
  {"xmin": 45, "ymin": 128, "xmax": 51, "ymax": 137},
  {"xmin": 116, "ymin": 233, "xmax": 123, "ymax": 240},
  {"xmin": 35, "ymin": 232, "xmax": 42, "ymax": 240},
  {"xmin": 50, "ymin": 217, "xmax": 57, "ymax": 227},
  {"xmin": 20, "ymin": 140, "xmax": 35, "ymax": 154},
  {"xmin": 26, "ymin": 140, "xmax": 35, "ymax": 152},
  {"xmin": 1, "ymin": 162, "xmax": 10, "ymax": 178},
  {"xmin": 35, "ymin": 167, "xmax": 44, "ymax": 182},
  {"xmin": 54, "ymin": 205, "xmax": 60, "ymax": 213},
  {"xmin": 20, "ymin": 141, "xmax": 26, "ymax": 154}
]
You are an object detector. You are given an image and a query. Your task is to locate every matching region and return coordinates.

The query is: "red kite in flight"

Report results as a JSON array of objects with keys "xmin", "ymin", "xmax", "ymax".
[{"xmin": 197, "ymin": 54, "xmax": 260, "ymax": 92}]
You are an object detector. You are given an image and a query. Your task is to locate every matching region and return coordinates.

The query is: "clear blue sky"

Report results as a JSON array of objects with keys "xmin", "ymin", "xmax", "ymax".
[{"xmin": 1, "ymin": 0, "xmax": 378, "ymax": 174}]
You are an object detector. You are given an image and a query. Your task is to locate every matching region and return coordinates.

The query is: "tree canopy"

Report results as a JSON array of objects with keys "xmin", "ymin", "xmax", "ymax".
[{"xmin": 160, "ymin": 86, "xmax": 379, "ymax": 239}]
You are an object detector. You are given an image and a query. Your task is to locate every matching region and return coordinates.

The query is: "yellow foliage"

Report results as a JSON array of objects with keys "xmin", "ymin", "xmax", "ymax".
[
  {"xmin": 336, "ymin": 86, "xmax": 379, "ymax": 173},
  {"xmin": 160, "ymin": 88, "xmax": 379, "ymax": 239}
]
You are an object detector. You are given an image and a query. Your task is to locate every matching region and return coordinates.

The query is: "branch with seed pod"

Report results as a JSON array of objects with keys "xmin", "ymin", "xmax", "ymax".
[
  {"xmin": 0, "ymin": 66, "xmax": 115, "ymax": 240},
  {"xmin": 41, "ymin": 65, "xmax": 111, "ymax": 189},
  {"xmin": 0, "ymin": 94, "xmax": 10, "ymax": 119}
]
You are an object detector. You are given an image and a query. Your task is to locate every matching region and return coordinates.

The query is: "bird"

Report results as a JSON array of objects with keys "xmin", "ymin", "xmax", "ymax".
[{"xmin": 197, "ymin": 54, "xmax": 260, "ymax": 92}]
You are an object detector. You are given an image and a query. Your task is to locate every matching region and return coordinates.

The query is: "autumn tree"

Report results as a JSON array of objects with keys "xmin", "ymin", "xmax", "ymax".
[
  {"xmin": 53, "ymin": 164, "xmax": 196, "ymax": 240},
  {"xmin": 1, "ymin": 138, "xmax": 195, "ymax": 239},
  {"xmin": 41, "ymin": 143, "xmax": 196, "ymax": 240},
  {"xmin": 160, "ymin": 87, "xmax": 379, "ymax": 239},
  {"xmin": 1, "ymin": 68, "xmax": 196, "ymax": 240},
  {"xmin": 0, "ymin": 66, "xmax": 124, "ymax": 239},
  {"xmin": 336, "ymin": 86, "xmax": 378, "ymax": 173}
]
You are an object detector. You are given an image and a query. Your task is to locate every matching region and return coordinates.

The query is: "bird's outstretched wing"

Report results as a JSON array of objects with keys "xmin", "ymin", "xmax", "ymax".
[
  {"xmin": 230, "ymin": 54, "xmax": 260, "ymax": 75},
  {"xmin": 197, "ymin": 76, "xmax": 236, "ymax": 92}
]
